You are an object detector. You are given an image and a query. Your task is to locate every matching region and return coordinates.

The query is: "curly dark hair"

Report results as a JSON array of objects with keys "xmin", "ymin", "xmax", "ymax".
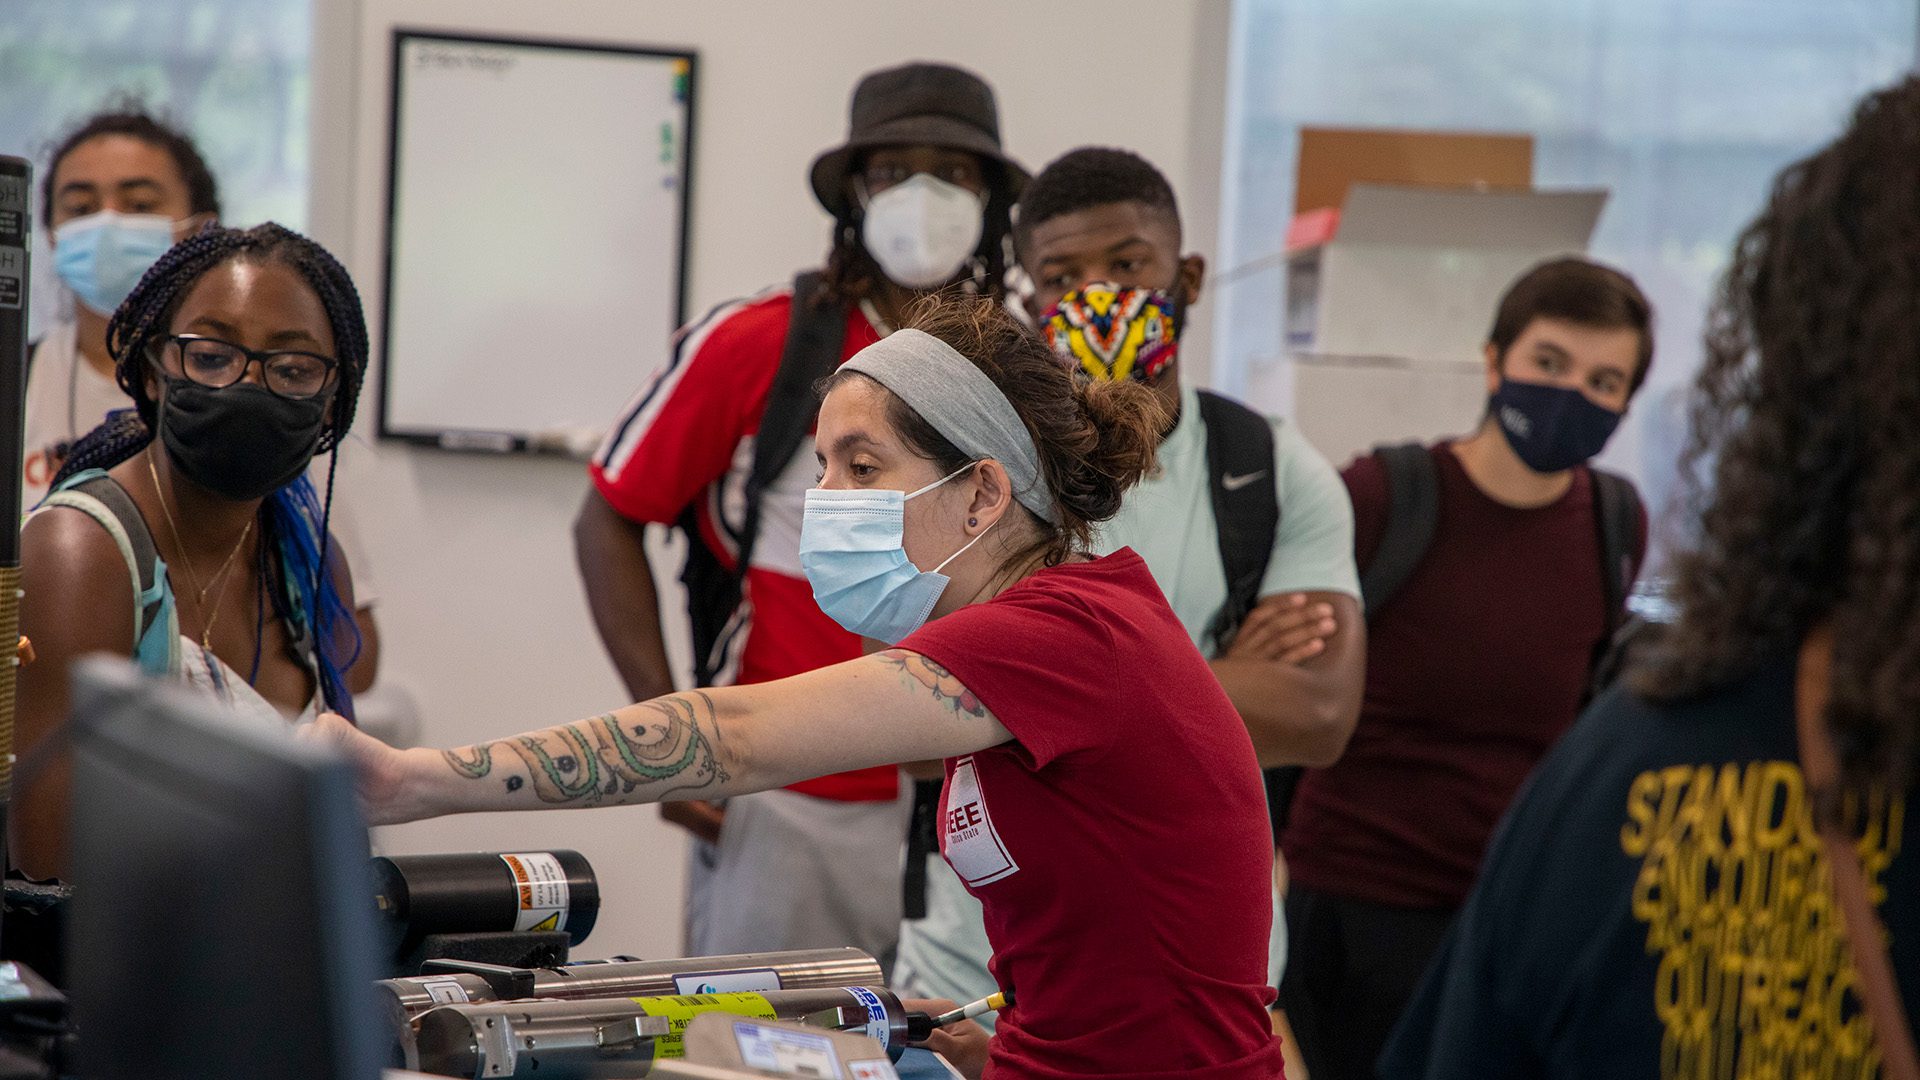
[
  {"xmin": 816, "ymin": 153, "xmax": 1016, "ymax": 309},
  {"xmin": 41, "ymin": 99, "xmax": 222, "ymax": 224},
  {"xmin": 1631, "ymin": 76, "xmax": 1920, "ymax": 794}
]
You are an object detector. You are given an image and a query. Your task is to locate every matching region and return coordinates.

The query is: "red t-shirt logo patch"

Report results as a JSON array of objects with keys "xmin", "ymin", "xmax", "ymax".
[{"xmin": 942, "ymin": 756, "xmax": 1019, "ymax": 887}]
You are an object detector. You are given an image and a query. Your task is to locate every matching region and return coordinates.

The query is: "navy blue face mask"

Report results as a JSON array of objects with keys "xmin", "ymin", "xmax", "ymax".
[{"xmin": 1490, "ymin": 379, "xmax": 1622, "ymax": 474}]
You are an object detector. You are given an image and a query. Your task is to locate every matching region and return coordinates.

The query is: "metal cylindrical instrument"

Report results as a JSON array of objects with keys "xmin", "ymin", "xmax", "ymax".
[
  {"xmin": 380, "ymin": 948, "xmax": 885, "ymax": 1068},
  {"xmin": 415, "ymin": 986, "xmax": 911, "ymax": 1078},
  {"xmin": 372, "ymin": 850, "xmax": 600, "ymax": 955}
]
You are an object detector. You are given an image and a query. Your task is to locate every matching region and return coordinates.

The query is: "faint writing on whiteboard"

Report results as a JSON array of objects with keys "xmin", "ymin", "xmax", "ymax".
[{"xmin": 411, "ymin": 44, "xmax": 516, "ymax": 76}]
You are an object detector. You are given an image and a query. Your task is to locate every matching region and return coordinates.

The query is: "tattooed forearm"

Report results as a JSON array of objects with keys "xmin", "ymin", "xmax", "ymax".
[
  {"xmin": 877, "ymin": 649, "xmax": 987, "ymax": 718},
  {"xmin": 445, "ymin": 691, "xmax": 733, "ymax": 807},
  {"xmin": 444, "ymin": 745, "xmax": 493, "ymax": 778}
]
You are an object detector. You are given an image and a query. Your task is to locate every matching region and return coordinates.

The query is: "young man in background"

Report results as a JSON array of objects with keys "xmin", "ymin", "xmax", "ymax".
[{"xmin": 1280, "ymin": 257, "xmax": 1653, "ymax": 1080}]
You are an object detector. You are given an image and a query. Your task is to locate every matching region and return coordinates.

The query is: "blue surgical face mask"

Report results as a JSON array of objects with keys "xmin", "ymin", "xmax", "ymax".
[
  {"xmin": 800, "ymin": 462, "xmax": 994, "ymax": 644},
  {"xmin": 53, "ymin": 210, "xmax": 180, "ymax": 315},
  {"xmin": 1490, "ymin": 377, "xmax": 1623, "ymax": 474}
]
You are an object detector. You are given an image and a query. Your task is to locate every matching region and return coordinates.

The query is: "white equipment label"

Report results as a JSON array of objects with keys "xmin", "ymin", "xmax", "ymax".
[
  {"xmin": 847, "ymin": 986, "xmax": 891, "ymax": 1048},
  {"xmin": 420, "ymin": 978, "xmax": 470, "ymax": 1004},
  {"xmin": 672, "ymin": 967, "xmax": 782, "ymax": 995},
  {"xmin": 733, "ymin": 1021, "xmax": 840, "ymax": 1078}
]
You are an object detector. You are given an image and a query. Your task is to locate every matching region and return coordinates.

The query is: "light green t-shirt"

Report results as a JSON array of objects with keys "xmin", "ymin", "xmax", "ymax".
[{"xmin": 1094, "ymin": 381, "xmax": 1361, "ymax": 643}]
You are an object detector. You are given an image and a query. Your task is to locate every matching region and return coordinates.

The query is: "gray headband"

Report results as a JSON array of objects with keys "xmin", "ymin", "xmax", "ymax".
[{"xmin": 841, "ymin": 328, "xmax": 1058, "ymax": 525}]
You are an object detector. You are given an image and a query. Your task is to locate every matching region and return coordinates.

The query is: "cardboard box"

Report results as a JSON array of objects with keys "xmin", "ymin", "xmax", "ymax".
[
  {"xmin": 1260, "ymin": 127, "xmax": 1609, "ymax": 465},
  {"xmin": 1295, "ymin": 127, "xmax": 1533, "ymax": 215},
  {"xmin": 1286, "ymin": 183, "xmax": 1607, "ymax": 361}
]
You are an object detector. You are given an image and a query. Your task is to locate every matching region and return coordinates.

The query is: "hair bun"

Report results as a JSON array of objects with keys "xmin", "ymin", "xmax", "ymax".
[{"xmin": 1054, "ymin": 377, "xmax": 1165, "ymax": 524}]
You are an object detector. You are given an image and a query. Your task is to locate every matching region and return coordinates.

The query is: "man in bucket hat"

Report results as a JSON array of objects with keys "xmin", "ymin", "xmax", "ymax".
[{"xmin": 576, "ymin": 62, "xmax": 1026, "ymax": 962}]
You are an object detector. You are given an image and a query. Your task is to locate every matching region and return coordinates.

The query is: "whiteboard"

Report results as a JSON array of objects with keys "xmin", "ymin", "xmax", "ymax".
[{"xmin": 379, "ymin": 31, "xmax": 695, "ymax": 452}]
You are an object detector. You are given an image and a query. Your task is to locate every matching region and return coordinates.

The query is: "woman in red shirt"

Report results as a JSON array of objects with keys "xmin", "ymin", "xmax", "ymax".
[{"xmin": 314, "ymin": 296, "xmax": 1284, "ymax": 1080}]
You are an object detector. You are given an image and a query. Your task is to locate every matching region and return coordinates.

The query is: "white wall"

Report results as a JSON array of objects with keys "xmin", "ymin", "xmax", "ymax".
[{"xmin": 308, "ymin": 0, "xmax": 1231, "ymax": 960}]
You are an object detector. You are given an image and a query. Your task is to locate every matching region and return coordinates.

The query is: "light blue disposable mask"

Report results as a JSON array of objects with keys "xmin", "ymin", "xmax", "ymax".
[
  {"xmin": 53, "ymin": 210, "xmax": 180, "ymax": 315},
  {"xmin": 800, "ymin": 462, "xmax": 995, "ymax": 644}
]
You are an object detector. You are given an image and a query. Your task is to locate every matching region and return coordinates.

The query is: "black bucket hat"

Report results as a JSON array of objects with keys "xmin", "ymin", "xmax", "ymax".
[{"xmin": 809, "ymin": 61, "xmax": 1030, "ymax": 218}]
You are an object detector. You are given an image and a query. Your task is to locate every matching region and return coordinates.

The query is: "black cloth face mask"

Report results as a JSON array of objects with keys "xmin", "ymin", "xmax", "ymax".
[{"xmin": 157, "ymin": 376, "xmax": 331, "ymax": 501}]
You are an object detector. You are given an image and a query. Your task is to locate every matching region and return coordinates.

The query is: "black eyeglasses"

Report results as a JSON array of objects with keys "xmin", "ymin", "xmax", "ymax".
[{"xmin": 152, "ymin": 335, "xmax": 340, "ymax": 400}]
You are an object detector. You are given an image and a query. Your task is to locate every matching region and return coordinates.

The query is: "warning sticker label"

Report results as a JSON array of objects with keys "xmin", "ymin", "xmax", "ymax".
[{"xmin": 499, "ymin": 851, "xmax": 569, "ymax": 933}]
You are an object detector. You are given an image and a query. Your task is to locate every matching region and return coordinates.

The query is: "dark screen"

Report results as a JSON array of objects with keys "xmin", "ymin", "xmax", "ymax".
[{"xmin": 67, "ymin": 658, "xmax": 380, "ymax": 1080}]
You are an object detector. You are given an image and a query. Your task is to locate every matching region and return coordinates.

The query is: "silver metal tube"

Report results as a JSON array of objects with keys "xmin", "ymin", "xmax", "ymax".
[
  {"xmin": 381, "ymin": 949, "xmax": 885, "ymax": 1069},
  {"xmin": 414, "ymin": 986, "xmax": 911, "ymax": 1079}
]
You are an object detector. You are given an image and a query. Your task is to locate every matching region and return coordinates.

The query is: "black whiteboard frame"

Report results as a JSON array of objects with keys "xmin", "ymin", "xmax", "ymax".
[{"xmin": 377, "ymin": 28, "xmax": 698, "ymax": 453}]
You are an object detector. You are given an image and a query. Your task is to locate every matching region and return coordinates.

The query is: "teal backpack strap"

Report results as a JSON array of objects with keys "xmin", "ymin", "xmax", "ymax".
[{"xmin": 36, "ymin": 470, "xmax": 180, "ymax": 677}]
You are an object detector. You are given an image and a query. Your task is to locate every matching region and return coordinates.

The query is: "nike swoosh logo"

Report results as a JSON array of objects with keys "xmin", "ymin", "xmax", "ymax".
[{"xmin": 1222, "ymin": 471, "xmax": 1268, "ymax": 492}]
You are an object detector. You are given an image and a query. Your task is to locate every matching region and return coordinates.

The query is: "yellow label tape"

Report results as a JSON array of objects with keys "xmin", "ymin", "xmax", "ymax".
[{"xmin": 630, "ymin": 993, "xmax": 778, "ymax": 1058}]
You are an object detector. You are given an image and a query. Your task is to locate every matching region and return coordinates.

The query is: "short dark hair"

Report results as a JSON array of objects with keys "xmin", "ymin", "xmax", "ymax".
[
  {"xmin": 40, "ymin": 100, "xmax": 221, "ymax": 225},
  {"xmin": 1488, "ymin": 257, "xmax": 1654, "ymax": 392},
  {"xmin": 1014, "ymin": 147, "xmax": 1180, "ymax": 252}
]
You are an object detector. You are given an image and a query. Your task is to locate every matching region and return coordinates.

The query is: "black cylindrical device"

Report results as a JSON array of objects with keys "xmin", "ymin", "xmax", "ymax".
[
  {"xmin": 413, "ymin": 985, "xmax": 913, "ymax": 1078},
  {"xmin": 371, "ymin": 850, "xmax": 599, "ymax": 953}
]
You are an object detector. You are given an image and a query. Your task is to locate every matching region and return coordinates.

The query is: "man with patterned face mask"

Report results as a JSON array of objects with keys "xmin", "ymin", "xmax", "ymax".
[
  {"xmin": 577, "ymin": 62, "xmax": 1026, "ymax": 964},
  {"xmin": 892, "ymin": 149, "xmax": 1365, "ymax": 1051}
]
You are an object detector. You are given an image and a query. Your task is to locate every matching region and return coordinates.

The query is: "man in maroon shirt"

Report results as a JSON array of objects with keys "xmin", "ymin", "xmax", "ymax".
[{"xmin": 1277, "ymin": 257, "xmax": 1653, "ymax": 1080}]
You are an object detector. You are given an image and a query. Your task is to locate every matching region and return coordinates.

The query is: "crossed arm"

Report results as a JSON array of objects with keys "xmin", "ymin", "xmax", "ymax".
[
  {"xmin": 316, "ymin": 650, "xmax": 1010, "ymax": 826},
  {"xmin": 1211, "ymin": 590, "xmax": 1366, "ymax": 768}
]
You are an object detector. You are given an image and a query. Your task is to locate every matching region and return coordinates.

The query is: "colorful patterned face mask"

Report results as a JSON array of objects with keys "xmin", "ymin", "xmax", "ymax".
[{"xmin": 1040, "ymin": 282, "xmax": 1181, "ymax": 383}]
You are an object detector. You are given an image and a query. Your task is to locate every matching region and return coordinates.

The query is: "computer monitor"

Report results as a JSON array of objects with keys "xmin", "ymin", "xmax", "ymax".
[{"xmin": 66, "ymin": 656, "xmax": 381, "ymax": 1080}]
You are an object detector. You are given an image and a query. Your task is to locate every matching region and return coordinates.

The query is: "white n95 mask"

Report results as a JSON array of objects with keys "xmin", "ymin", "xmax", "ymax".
[
  {"xmin": 800, "ymin": 462, "xmax": 994, "ymax": 644},
  {"xmin": 860, "ymin": 173, "xmax": 986, "ymax": 290}
]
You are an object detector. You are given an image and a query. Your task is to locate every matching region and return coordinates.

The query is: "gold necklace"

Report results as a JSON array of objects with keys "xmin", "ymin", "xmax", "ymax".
[{"xmin": 146, "ymin": 448, "xmax": 256, "ymax": 651}]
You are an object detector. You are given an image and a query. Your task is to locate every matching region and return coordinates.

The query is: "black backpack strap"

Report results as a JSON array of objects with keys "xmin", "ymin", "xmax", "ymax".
[
  {"xmin": 1590, "ymin": 467, "xmax": 1642, "ymax": 635},
  {"xmin": 68, "ymin": 475, "xmax": 164, "ymax": 644},
  {"xmin": 684, "ymin": 272, "xmax": 849, "ymax": 686},
  {"xmin": 1196, "ymin": 390, "xmax": 1279, "ymax": 653},
  {"xmin": 901, "ymin": 777, "xmax": 943, "ymax": 920},
  {"xmin": 741, "ymin": 272, "xmax": 849, "ymax": 554},
  {"xmin": 1583, "ymin": 468, "xmax": 1646, "ymax": 702},
  {"xmin": 1358, "ymin": 443, "xmax": 1440, "ymax": 619}
]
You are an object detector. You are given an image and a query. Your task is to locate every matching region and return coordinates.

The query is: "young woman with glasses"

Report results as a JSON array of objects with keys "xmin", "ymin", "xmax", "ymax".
[{"xmin": 13, "ymin": 223, "xmax": 369, "ymax": 881}]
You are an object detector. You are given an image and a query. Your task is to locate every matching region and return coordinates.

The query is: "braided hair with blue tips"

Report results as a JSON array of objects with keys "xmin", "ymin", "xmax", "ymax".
[{"xmin": 54, "ymin": 223, "xmax": 370, "ymax": 717}]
